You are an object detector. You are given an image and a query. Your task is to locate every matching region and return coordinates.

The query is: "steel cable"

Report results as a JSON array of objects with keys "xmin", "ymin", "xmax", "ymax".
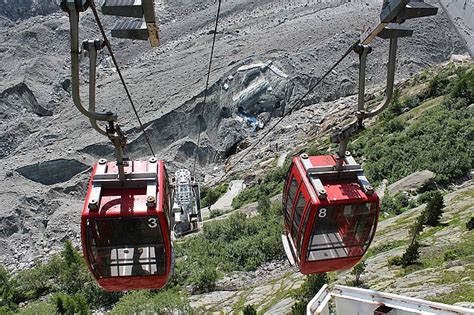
[{"xmin": 192, "ymin": 0, "xmax": 223, "ymax": 176}]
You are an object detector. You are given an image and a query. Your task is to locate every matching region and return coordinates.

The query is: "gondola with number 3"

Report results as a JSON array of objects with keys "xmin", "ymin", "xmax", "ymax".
[{"xmin": 81, "ymin": 158, "xmax": 172, "ymax": 291}]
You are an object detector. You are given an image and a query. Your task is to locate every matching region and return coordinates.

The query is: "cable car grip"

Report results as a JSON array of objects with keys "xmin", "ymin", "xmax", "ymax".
[
  {"xmin": 333, "ymin": 37, "xmax": 399, "ymax": 171},
  {"xmin": 106, "ymin": 121, "xmax": 128, "ymax": 181},
  {"xmin": 329, "ymin": 0, "xmax": 437, "ymax": 169}
]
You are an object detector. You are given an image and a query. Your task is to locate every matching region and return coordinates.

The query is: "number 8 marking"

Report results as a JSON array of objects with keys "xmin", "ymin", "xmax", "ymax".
[
  {"xmin": 319, "ymin": 208, "xmax": 327, "ymax": 218},
  {"xmin": 148, "ymin": 218, "xmax": 158, "ymax": 228}
]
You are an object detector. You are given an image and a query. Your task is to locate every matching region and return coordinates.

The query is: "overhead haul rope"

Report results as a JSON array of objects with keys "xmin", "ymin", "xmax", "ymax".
[
  {"xmin": 216, "ymin": 41, "xmax": 359, "ymax": 183},
  {"xmin": 192, "ymin": 0, "xmax": 223, "ymax": 176},
  {"xmin": 89, "ymin": 0, "xmax": 156, "ymax": 157}
]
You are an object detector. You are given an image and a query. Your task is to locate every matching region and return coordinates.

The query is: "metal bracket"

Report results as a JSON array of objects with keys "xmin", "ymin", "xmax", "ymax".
[
  {"xmin": 301, "ymin": 153, "xmax": 374, "ymax": 197},
  {"xmin": 60, "ymin": 0, "xmax": 89, "ymax": 13},
  {"xmin": 88, "ymin": 158, "xmax": 108, "ymax": 210},
  {"xmin": 330, "ymin": 120, "xmax": 362, "ymax": 144},
  {"xmin": 87, "ymin": 158, "xmax": 159, "ymax": 211},
  {"xmin": 101, "ymin": 0, "xmax": 160, "ymax": 47},
  {"xmin": 106, "ymin": 122, "xmax": 128, "ymax": 181}
]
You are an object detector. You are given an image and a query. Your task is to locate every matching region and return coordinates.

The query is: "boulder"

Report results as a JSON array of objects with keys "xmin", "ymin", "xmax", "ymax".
[
  {"xmin": 0, "ymin": 82, "xmax": 53, "ymax": 116},
  {"xmin": 387, "ymin": 170, "xmax": 436, "ymax": 195},
  {"xmin": 16, "ymin": 159, "xmax": 90, "ymax": 185}
]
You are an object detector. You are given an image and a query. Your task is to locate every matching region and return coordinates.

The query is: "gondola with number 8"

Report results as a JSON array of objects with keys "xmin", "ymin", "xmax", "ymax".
[{"xmin": 281, "ymin": 153, "xmax": 380, "ymax": 274}]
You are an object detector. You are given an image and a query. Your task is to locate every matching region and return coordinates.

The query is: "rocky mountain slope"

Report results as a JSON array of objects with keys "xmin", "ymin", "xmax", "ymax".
[{"xmin": 0, "ymin": 0, "xmax": 468, "ymax": 272}]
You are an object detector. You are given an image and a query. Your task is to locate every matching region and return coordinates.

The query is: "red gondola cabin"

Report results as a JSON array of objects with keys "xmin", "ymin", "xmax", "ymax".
[
  {"xmin": 282, "ymin": 153, "xmax": 379, "ymax": 274},
  {"xmin": 81, "ymin": 158, "xmax": 172, "ymax": 291}
]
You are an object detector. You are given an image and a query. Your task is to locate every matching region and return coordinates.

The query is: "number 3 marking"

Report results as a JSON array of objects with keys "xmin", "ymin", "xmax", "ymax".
[
  {"xmin": 148, "ymin": 218, "xmax": 158, "ymax": 228},
  {"xmin": 318, "ymin": 208, "xmax": 327, "ymax": 218}
]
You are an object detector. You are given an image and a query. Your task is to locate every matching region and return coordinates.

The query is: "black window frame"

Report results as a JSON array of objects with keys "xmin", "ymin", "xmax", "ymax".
[
  {"xmin": 305, "ymin": 203, "xmax": 377, "ymax": 262},
  {"xmin": 284, "ymin": 177, "xmax": 299, "ymax": 225},
  {"xmin": 86, "ymin": 216, "xmax": 166, "ymax": 278}
]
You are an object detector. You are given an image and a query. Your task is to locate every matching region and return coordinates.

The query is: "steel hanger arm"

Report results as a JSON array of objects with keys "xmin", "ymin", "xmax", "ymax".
[
  {"xmin": 359, "ymin": 37, "xmax": 398, "ymax": 119},
  {"xmin": 64, "ymin": 1, "xmax": 118, "ymax": 126},
  {"xmin": 84, "ymin": 39, "xmax": 108, "ymax": 136}
]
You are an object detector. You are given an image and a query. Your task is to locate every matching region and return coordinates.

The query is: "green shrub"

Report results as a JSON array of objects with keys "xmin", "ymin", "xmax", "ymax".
[
  {"xmin": 409, "ymin": 214, "xmax": 426, "ymax": 239},
  {"xmin": 388, "ymin": 256, "xmax": 403, "ymax": 266},
  {"xmin": 110, "ymin": 289, "xmax": 190, "ymax": 314},
  {"xmin": 402, "ymin": 95, "xmax": 421, "ymax": 109},
  {"xmin": 291, "ymin": 300, "xmax": 307, "ymax": 315},
  {"xmin": 209, "ymin": 209, "xmax": 223, "ymax": 218},
  {"xmin": 243, "ymin": 304, "xmax": 257, "ymax": 315},
  {"xmin": 417, "ymin": 190, "xmax": 437, "ymax": 205},
  {"xmin": 257, "ymin": 194, "xmax": 271, "ymax": 216},
  {"xmin": 189, "ymin": 264, "xmax": 218, "ymax": 292},
  {"xmin": 467, "ymin": 217, "xmax": 474, "ymax": 231},
  {"xmin": 381, "ymin": 192, "xmax": 409, "ymax": 215},
  {"xmin": 109, "ymin": 291, "xmax": 152, "ymax": 315},
  {"xmin": 427, "ymin": 72, "xmax": 450, "ymax": 98},
  {"xmin": 448, "ymin": 67, "xmax": 473, "ymax": 104},
  {"xmin": 294, "ymin": 273, "xmax": 328, "ymax": 302},
  {"xmin": 201, "ymin": 183, "xmax": 229, "ymax": 208},
  {"xmin": 53, "ymin": 293, "xmax": 89, "ymax": 315},
  {"xmin": 291, "ymin": 273, "xmax": 328, "ymax": 314},
  {"xmin": 9, "ymin": 241, "xmax": 121, "ymax": 313},
  {"xmin": 443, "ymin": 249, "xmax": 458, "ymax": 261},
  {"xmin": 176, "ymin": 210, "xmax": 284, "ymax": 287},
  {"xmin": 232, "ymin": 166, "xmax": 287, "ymax": 209},
  {"xmin": 0, "ymin": 266, "xmax": 17, "ymax": 312}
]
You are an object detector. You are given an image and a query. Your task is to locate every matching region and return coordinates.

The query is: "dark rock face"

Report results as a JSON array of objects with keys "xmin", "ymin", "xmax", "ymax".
[
  {"xmin": 0, "ymin": 213, "xmax": 20, "ymax": 237},
  {"xmin": 0, "ymin": 82, "xmax": 53, "ymax": 116},
  {"xmin": 79, "ymin": 143, "xmax": 115, "ymax": 160},
  {"xmin": 16, "ymin": 159, "xmax": 90, "ymax": 185},
  {"xmin": 0, "ymin": 122, "xmax": 30, "ymax": 159},
  {"xmin": 0, "ymin": 0, "xmax": 60, "ymax": 21}
]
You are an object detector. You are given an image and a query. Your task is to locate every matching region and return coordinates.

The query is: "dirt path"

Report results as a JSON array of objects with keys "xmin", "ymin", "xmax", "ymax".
[{"xmin": 201, "ymin": 180, "xmax": 246, "ymax": 219}]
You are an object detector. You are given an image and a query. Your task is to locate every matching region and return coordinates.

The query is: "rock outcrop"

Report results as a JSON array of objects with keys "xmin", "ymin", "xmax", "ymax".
[
  {"xmin": 16, "ymin": 159, "xmax": 90, "ymax": 185},
  {"xmin": 0, "ymin": 82, "xmax": 52, "ymax": 117},
  {"xmin": 387, "ymin": 170, "xmax": 436, "ymax": 195},
  {"xmin": 0, "ymin": 0, "xmax": 59, "ymax": 21}
]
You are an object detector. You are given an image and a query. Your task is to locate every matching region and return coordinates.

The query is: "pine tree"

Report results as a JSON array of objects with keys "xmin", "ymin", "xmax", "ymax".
[
  {"xmin": 409, "ymin": 213, "xmax": 425, "ymax": 239},
  {"xmin": 351, "ymin": 261, "xmax": 366, "ymax": 286},
  {"xmin": 425, "ymin": 191, "xmax": 444, "ymax": 226},
  {"xmin": 401, "ymin": 239, "xmax": 420, "ymax": 267}
]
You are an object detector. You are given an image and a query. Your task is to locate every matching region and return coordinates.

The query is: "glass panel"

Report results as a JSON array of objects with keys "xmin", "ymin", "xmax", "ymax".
[
  {"xmin": 285, "ymin": 178, "xmax": 299, "ymax": 222},
  {"xmin": 298, "ymin": 207, "xmax": 311, "ymax": 252},
  {"xmin": 87, "ymin": 217, "xmax": 166, "ymax": 278},
  {"xmin": 306, "ymin": 203, "xmax": 376, "ymax": 262},
  {"xmin": 292, "ymin": 193, "xmax": 306, "ymax": 238}
]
